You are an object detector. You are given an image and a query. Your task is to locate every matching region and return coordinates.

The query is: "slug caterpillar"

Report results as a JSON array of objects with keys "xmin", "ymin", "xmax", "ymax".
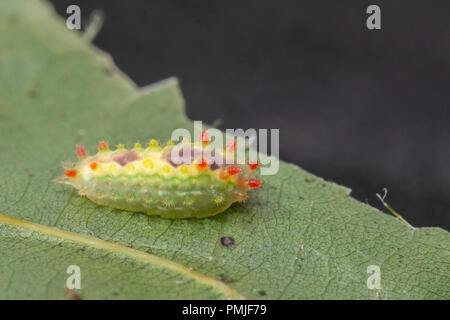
[{"xmin": 54, "ymin": 133, "xmax": 262, "ymax": 218}]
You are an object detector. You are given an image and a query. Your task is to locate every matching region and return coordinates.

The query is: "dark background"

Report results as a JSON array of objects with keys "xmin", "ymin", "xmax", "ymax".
[{"xmin": 49, "ymin": 0, "xmax": 450, "ymax": 230}]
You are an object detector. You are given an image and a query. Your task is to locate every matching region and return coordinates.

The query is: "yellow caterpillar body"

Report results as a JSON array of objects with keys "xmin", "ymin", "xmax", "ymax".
[{"xmin": 55, "ymin": 137, "xmax": 262, "ymax": 219}]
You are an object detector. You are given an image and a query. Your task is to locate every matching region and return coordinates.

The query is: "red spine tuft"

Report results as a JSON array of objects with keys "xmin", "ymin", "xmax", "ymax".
[
  {"xmin": 98, "ymin": 141, "xmax": 109, "ymax": 151},
  {"xmin": 227, "ymin": 166, "xmax": 240, "ymax": 176},
  {"xmin": 248, "ymin": 162, "xmax": 259, "ymax": 171},
  {"xmin": 225, "ymin": 141, "xmax": 237, "ymax": 152},
  {"xmin": 76, "ymin": 145, "xmax": 87, "ymax": 158},
  {"xmin": 64, "ymin": 170, "xmax": 77, "ymax": 178},
  {"xmin": 248, "ymin": 179, "xmax": 263, "ymax": 189},
  {"xmin": 196, "ymin": 158, "xmax": 208, "ymax": 169},
  {"xmin": 200, "ymin": 130, "xmax": 210, "ymax": 143}
]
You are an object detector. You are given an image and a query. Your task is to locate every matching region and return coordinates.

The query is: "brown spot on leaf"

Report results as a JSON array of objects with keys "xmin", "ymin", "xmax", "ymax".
[
  {"xmin": 258, "ymin": 290, "xmax": 267, "ymax": 296},
  {"xmin": 64, "ymin": 288, "xmax": 82, "ymax": 300},
  {"xmin": 220, "ymin": 236, "xmax": 235, "ymax": 248},
  {"xmin": 27, "ymin": 90, "xmax": 37, "ymax": 98},
  {"xmin": 220, "ymin": 274, "xmax": 235, "ymax": 284}
]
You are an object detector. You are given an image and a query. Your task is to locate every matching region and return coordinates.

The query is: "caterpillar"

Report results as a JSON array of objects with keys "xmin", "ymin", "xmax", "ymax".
[{"xmin": 54, "ymin": 133, "xmax": 262, "ymax": 219}]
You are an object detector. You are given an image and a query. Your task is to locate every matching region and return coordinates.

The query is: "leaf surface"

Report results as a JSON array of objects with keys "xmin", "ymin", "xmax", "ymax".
[{"xmin": 0, "ymin": 0, "xmax": 448, "ymax": 299}]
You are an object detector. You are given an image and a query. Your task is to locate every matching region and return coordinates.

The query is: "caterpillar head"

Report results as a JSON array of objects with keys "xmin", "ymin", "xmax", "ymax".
[{"xmin": 53, "ymin": 145, "xmax": 88, "ymax": 189}]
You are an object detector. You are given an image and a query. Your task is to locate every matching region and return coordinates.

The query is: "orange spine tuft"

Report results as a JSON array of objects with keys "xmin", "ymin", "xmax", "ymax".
[{"xmin": 64, "ymin": 170, "xmax": 77, "ymax": 178}]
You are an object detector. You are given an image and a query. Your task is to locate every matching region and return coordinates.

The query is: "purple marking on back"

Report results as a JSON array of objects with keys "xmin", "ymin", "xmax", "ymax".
[
  {"xmin": 162, "ymin": 145, "xmax": 223, "ymax": 170},
  {"xmin": 162, "ymin": 145, "xmax": 194, "ymax": 167},
  {"xmin": 114, "ymin": 151, "xmax": 139, "ymax": 166}
]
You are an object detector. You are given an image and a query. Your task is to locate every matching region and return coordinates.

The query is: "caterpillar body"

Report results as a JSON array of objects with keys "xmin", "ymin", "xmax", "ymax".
[{"xmin": 54, "ymin": 134, "xmax": 262, "ymax": 219}]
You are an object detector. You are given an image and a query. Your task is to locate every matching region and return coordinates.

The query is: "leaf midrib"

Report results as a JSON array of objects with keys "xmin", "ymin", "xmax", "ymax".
[{"xmin": 0, "ymin": 213, "xmax": 246, "ymax": 300}]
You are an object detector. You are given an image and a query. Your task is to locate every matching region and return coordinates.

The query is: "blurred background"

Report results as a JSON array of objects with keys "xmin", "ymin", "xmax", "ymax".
[{"xmin": 49, "ymin": 0, "xmax": 450, "ymax": 230}]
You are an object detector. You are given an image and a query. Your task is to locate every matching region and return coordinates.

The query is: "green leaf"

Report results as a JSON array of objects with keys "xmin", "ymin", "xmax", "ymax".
[{"xmin": 0, "ymin": 0, "xmax": 449, "ymax": 299}]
